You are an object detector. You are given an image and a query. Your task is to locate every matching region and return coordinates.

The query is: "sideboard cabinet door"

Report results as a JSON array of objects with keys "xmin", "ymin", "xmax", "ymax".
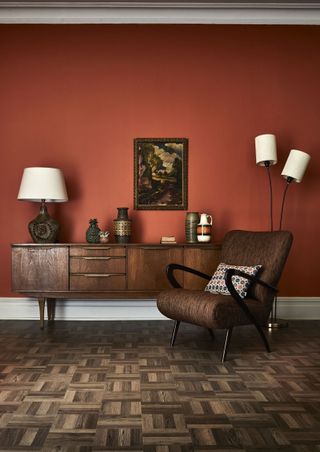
[
  {"xmin": 12, "ymin": 246, "xmax": 69, "ymax": 292},
  {"xmin": 127, "ymin": 246, "xmax": 184, "ymax": 291},
  {"xmin": 183, "ymin": 245, "xmax": 221, "ymax": 290}
]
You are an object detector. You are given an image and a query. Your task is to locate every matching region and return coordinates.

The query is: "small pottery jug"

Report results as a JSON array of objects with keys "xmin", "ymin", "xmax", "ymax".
[
  {"xmin": 197, "ymin": 213, "xmax": 213, "ymax": 243},
  {"xmin": 86, "ymin": 218, "xmax": 101, "ymax": 243}
]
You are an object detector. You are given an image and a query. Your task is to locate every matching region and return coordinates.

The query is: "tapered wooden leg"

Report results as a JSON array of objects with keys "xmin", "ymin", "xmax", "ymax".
[
  {"xmin": 38, "ymin": 297, "xmax": 45, "ymax": 330},
  {"xmin": 47, "ymin": 299, "xmax": 56, "ymax": 323},
  {"xmin": 170, "ymin": 320, "xmax": 180, "ymax": 347},
  {"xmin": 221, "ymin": 327, "xmax": 233, "ymax": 363}
]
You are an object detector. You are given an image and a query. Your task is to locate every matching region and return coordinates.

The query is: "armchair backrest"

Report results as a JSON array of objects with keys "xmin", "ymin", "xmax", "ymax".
[{"xmin": 221, "ymin": 230, "xmax": 293, "ymax": 306}]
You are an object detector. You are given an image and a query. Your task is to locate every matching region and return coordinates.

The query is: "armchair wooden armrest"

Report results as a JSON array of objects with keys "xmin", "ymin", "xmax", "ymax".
[
  {"xmin": 224, "ymin": 268, "xmax": 278, "ymax": 353},
  {"xmin": 167, "ymin": 263, "xmax": 211, "ymax": 289}
]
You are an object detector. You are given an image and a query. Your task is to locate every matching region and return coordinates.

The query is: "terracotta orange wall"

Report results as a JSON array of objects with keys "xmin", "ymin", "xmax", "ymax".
[{"xmin": 0, "ymin": 25, "xmax": 319, "ymax": 297}]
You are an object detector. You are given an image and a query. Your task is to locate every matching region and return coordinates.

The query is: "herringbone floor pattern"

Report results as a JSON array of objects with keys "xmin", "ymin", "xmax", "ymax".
[{"xmin": 0, "ymin": 320, "xmax": 319, "ymax": 451}]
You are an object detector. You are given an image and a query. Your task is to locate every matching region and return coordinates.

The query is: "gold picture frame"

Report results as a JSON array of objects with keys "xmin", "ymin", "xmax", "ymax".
[{"xmin": 134, "ymin": 138, "xmax": 188, "ymax": 210}]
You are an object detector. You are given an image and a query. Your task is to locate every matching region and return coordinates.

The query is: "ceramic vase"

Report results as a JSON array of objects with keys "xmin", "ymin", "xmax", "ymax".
[
  {"xmin": 113, "ymin": 207, "xmax": 132, "ymax": 243},
  {"xmin": 185, "ymin": 212, "xmax": 200, "ymax": 243},
  {"xmin": 197, "ymin": 213, "xmax": 212, "ymax": 243},
  {"xmin": 86, "ymin": 218, "xmax": 101, "ymax": 243}
]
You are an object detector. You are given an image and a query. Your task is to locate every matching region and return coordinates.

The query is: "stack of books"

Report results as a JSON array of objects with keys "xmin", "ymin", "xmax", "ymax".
[{"xmin": 160, "ymin": 236, "xmax": 177, "ymax": 244}]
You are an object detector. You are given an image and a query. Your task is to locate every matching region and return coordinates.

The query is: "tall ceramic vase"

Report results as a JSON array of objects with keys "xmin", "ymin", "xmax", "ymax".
[
  {"xmin": 113, "ymin": 207, "xmax": 132, "ymax": 243},
  {"xmin": 185, "ymin": 212, "xmax": 200, "ymax": 243}
]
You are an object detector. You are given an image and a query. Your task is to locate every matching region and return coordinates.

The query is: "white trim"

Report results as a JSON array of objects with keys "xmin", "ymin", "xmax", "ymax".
[
  {"xmin": 1, "ymin": 2, "xmax": 320, "ymax": 24},
  {"xmin": 0, "ymin": 298, "xmax": 167, "ymax": 321},
  {"xmin": 276, "ymin": 297, "xmax": 320, "ymax": 320},
  {"xmin": 0, "ymin": 297, "xmax": 319, "ymax": 321}
]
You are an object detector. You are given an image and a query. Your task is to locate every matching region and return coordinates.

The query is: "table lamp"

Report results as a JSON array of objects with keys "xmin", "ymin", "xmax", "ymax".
[{"xmin": 17, "ymin": 167, "xmax": 68, "ymax": 243}]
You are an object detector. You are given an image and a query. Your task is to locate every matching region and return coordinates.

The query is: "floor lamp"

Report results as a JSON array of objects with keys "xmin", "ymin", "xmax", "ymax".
[
  {"xmin": 255, "ymin": 138, "xmax": 311, "ymax": 328},
  {"xmin": 275, "ymin": 149, "xmax": 311, "ymax": 326},
  {"xmin": 255, "ymin": 134, "xmax": 282, "ymax": 328}
]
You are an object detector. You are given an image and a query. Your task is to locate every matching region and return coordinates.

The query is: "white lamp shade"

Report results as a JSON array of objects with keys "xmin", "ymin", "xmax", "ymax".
[
  {"xmin": 281, "ymin": 149, "xmax": 311, "ymax": 183},
  {"xmin": 17, "ymin": 167, "xmax": 68, "ymax": 202},
  {"xmin": 255, "ymin": 134, "xmax": 277, "ymax": 166}
]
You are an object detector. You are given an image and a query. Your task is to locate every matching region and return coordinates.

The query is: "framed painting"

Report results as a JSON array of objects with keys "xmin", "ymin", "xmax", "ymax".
[{"xmin": 134, "ymin": 138, "xmax": 188, "ymax": 210}]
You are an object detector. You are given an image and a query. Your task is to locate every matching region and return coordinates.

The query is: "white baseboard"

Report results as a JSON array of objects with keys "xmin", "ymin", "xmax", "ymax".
[
  {"xmin": 276, "ymin": 297, "xmax": 320, "ymax": 320},
  {"xmin": 0, "ymin": 297, "xmax": 319, "ymax": 321},
  {"xmin": 0, "ymin": 298, "xmax": 167, "ymax": 321}
]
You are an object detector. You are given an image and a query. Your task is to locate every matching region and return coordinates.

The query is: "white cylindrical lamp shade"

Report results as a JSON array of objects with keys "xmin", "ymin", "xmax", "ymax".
[
  {"xmin": 255, "ymin": 134, "xmax": 277, "ymax": 166},
  {"xmin": 281, "ymin": 149, "xmax": 311, "ymax": 183},
  {"xmin": 17, "ymin": 167, "xmax": 68, "ymax": 202}
]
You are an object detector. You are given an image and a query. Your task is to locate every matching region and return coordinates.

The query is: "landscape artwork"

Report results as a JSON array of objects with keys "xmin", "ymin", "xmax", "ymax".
[{"xmin": 134, "ymin": 138, "xmax": 188, "ymax": 210}]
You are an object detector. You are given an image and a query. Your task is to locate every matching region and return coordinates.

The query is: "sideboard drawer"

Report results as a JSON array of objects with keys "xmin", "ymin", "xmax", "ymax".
[
  {"xmin": 70, "ymin": 246, "xmax": 126, "ymax": 257},
  {"xmin": 70, "ymin": 256, "xmax": 126, "ymax": 274},
  {"xmin": 70, "ymin": 274, "xmax": 126, "ymax": 291}
]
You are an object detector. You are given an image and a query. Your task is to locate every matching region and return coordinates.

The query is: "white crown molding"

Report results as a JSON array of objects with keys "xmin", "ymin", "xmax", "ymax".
[
  {"xmin": 0, "ymin": 297, "xmax": 319, "ymax": 320},
  {"xmin": 1, "ymin": 2, "xmax": 320, "ymax": 24}
]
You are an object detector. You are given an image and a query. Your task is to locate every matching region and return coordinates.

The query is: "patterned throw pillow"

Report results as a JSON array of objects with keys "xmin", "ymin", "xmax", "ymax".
[{"xmin": 205, "ymin": 263, "xmax": 262, "ymax": 299}]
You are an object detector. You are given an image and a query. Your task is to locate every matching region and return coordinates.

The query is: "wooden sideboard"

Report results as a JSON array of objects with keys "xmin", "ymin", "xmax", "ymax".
[{"xmin": 12, "ymin": 243, "xmax": 221, "ymax": 328}]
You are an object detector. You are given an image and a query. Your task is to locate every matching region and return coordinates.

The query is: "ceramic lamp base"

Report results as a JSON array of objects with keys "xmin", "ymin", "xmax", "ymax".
[{"xmin": 28, "ymin": 203, "xmax": 59, "ymax": 243}]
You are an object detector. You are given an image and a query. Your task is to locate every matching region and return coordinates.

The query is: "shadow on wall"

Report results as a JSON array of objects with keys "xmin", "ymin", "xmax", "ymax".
[{"xmin": 55, "ymin": 166, "xmax": 81, "ymax": 243}]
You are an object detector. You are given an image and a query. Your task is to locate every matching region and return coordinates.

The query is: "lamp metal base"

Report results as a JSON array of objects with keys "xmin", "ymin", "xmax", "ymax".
[{"xmin": 268, "ymin": 319, "xmax": 289, "ymax": 329}]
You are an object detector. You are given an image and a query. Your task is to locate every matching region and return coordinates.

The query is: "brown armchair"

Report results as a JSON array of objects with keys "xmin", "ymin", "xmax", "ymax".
[{"xmin": 157, "ymin": 230, "xmax": 293, "ymax": 362}]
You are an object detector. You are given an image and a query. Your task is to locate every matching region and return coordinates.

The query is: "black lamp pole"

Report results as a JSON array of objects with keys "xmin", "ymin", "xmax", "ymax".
[
  {"xmin": 279, "ymin": 177, "xmax": 293, "ymax": 231},
  {"xmin": 264, "ymin": 161, "xmax": 274, "ymax": 232},
  {"xmin": 269, "ymin": 177, "xmax": 294, "ymax": 329}
]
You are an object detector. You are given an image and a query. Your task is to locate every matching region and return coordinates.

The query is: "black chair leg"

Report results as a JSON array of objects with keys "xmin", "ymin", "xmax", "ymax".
[
  {"xmin": 254, "ymin": 323, "xmax": 271, "ymax": 353},
  {"xmin": 207, "ymin": 328, "xmax": 215, "ymax": 341},
  {"xmin": 221, "ymin": 328, "xmax": 233, "ymax": 363},
  {"xmin": 170, "ymin": 320, "xmax": 180, "ymax": 347}
]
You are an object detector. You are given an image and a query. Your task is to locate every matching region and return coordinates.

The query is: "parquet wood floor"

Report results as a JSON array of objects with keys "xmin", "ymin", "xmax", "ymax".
[{"xmin": 0, "ymin": 320, "xmax": 319, "ymax": 451}]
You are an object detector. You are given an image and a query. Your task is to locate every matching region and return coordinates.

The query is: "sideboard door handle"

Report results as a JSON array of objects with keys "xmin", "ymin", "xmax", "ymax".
[
  {"xmin": 82, "ymin": 257, "xmax": 112, "ymax": 261},
  {"xmin": 85, "ymin": 274, "xmax": 111, "ymax": 278},
  {"xmin": 83, "ymin": 247, "xmax": 111, "ymax": 250},
  {"xmin": 76, "ymin": 273, "xmax": 125, "ymax": 278},
  {"xmin": 140, "ymin": 246, "xmax": 171, "ymax": 250}
]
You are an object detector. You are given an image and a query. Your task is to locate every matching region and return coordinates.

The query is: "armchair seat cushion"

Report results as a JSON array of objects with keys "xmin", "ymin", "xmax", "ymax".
[{"xmin": 157, "ymin": 288, "xmax": 269, "ymax": 330}]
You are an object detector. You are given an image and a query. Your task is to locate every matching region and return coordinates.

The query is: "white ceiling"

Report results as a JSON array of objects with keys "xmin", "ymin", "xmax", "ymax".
[{"xmin": 1, "ymin": 1, "xmax": 320, "ymax": 24}]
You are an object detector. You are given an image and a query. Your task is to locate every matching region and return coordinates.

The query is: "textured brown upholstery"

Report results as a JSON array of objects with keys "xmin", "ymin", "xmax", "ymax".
[
  {"xmin": 157, "ymin": 290, "xmax": 269, "ymax": 330},
  {"xmin": 221, "ymin": 230, "xmax": 293, "ymax": 307},
  {"xmin": 157, "ymin": 230, "xmax": 293, "ymax": 360}
]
